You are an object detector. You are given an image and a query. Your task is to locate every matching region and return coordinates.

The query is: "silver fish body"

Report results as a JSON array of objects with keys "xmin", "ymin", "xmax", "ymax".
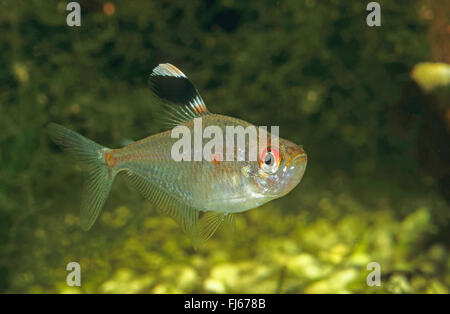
[
  {"xmin": 108, "ymin": 113, "xmax": 307, "ymax": 214},
  {"xmin": 49, "ymin": 63, "xmax": 307, "ymax": 246}
]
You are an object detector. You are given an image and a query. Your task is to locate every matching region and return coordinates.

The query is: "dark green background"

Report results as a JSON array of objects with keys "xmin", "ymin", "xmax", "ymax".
[{"xmin": 0, "ymin": 0, "xmax": 448, "ymax": 293}]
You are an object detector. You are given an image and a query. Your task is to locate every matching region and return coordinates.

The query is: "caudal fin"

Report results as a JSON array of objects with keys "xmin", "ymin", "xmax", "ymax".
[{"xmin": 48, "ymin": 123, "xmax": 115, "ymax": 230}]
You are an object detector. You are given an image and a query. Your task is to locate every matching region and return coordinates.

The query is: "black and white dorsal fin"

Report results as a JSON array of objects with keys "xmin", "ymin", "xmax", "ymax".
[{"xmin": 149, "ymin": 63, "xmax": 209, "ymax": 126}]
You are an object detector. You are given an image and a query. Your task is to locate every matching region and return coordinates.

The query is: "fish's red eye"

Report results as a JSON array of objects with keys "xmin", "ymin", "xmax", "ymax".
[{"xmin": 260, "ymin": 146, "xmax": 281, "ymax": 173}]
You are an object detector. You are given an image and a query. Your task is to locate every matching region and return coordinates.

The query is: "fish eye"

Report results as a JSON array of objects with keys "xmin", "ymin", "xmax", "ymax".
[
  {"xmin": 260, "ymin": 147, "xmax": 281, "ymax": 173},
  {"xmin": 264, "ymin": 153, "xmax": 274, "ymax": 166}
]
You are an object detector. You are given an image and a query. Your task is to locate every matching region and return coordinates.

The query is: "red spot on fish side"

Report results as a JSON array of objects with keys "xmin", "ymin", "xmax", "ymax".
[{"xmin": 211, "ymin": 154, "xmax": 222, "ymax": 166}]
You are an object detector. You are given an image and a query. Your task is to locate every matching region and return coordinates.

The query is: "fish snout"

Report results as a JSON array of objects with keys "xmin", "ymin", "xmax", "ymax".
[{"xmin": 286, "ymin": 145, "xmax": 307, "ymax": 166}]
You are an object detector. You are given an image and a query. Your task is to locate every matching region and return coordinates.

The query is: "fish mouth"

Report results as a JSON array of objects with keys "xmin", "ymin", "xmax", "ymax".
[
  {"xmin": 286, "ymin": 146, "xmax": 307, "ymax": 166},
  {"xmin": 292, "ymin": 152, "xmax": 307, "ymax": 163}
]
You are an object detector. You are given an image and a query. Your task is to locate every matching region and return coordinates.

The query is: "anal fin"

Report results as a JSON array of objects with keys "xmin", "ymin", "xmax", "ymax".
[{"xmin": 126, "ymin": 172, "xmax": 199, "ymax": 246}]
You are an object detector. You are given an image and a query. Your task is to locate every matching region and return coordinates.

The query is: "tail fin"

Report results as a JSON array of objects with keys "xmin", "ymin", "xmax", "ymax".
[{"xmin": 48, "ymin": 123, "xmax": 115, "ymax": 230}]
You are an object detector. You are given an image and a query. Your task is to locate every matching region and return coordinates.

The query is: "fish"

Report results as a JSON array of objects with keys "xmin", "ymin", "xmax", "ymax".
[{"xmin": 48, "ymin": 63, "xmax": 307, "ymax": 247}]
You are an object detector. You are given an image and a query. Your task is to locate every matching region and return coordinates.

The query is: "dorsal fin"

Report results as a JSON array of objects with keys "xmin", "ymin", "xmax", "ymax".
[{"xmin": 149, "ymin": 63, "xmax": 209, "ymax": 126}]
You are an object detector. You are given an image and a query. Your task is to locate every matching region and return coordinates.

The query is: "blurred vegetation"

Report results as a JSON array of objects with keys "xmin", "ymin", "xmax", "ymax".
[{"xmin": 0, "ymin": 0, "xmax": 449, "ymax": 293}]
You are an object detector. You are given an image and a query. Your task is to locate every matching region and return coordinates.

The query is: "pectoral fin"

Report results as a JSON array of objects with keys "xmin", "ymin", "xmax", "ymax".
[{"xmin": 198, "ymin": 212, "xmax": 235, "ymax": 246}]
